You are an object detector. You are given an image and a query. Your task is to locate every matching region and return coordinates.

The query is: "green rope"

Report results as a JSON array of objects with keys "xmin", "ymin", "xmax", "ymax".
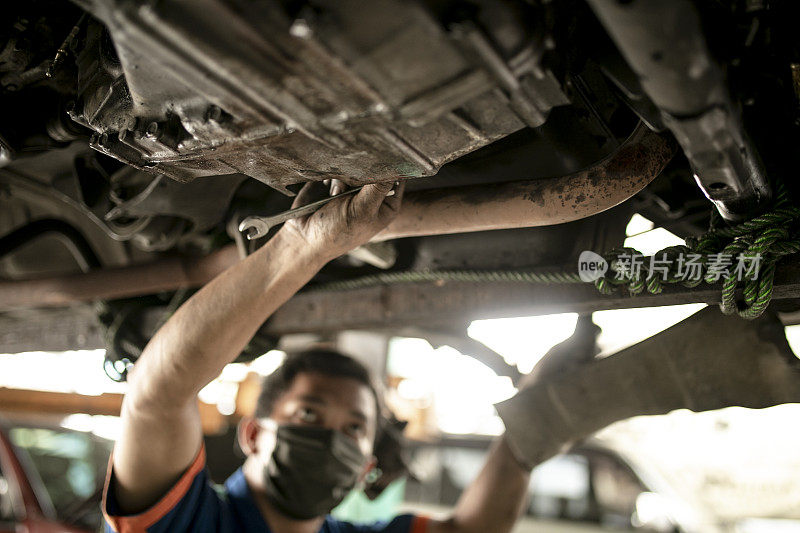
[
  {"xmin": 315, "ymin": 268, "xmax": 584, "ymax": 292},
  {"xmin": 313, "ymin": 183, "xmax": 800, "ymax": 319},
  {"xmin": 595, "ymin": 182, "xmax": 800, "ymax": 318}
]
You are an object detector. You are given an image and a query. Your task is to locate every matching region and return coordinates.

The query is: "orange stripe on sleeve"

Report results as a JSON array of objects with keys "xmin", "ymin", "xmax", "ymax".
[
  {"xmin": 410, "ymin": 515, "xmax": 431, "ymax": 533},
  {"xmin": 103, "ymin": 444, "xmax": 207, "ymax": 533}
]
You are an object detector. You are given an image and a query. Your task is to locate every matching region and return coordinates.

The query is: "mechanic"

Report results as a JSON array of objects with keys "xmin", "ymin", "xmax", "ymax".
[{"xmin": 102, "ymin": 180, "xmax": 543, "ymax": 533}]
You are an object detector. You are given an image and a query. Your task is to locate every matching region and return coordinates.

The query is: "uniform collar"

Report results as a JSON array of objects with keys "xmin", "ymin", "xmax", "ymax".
[{"xmin": 225, "ymin": 468, "xmax": 272, "ymax": 531}]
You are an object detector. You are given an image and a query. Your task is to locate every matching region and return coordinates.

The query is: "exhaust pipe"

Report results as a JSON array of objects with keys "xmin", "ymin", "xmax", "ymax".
[
  {"xmin": 376, "ymin": 123, "xmax": 672, "ymax": 241},
  {"xmin": 0, "ymin": 246, "xmax": 239, "ymax": 310}
]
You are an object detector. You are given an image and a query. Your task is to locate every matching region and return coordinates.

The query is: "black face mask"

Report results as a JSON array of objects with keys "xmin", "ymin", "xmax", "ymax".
[{"xmin": 261, "ymin": 424, "xmax": 367, "ymax": 520}]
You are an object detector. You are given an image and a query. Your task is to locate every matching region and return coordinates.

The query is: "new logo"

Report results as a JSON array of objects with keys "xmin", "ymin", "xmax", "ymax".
[{"xmin": 578, "ymin": 251, "xmax": 608, "ymax": 282}]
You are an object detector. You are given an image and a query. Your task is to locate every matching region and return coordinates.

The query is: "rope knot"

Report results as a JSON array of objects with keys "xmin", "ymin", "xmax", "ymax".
[{"xmin": 600, "ymin": 183, "xmax": 800, "ymax": 319}]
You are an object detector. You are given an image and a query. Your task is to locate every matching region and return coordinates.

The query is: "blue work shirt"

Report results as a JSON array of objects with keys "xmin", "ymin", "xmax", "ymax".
[{"xmin": 103, "ymin": 446, "xmax": 429, "ymax": 533}]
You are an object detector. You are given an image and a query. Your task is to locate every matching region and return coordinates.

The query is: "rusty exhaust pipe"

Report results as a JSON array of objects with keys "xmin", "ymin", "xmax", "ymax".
[
  {"xmin": 375, "ymin": 123, "xmax": 673, "ymax": 241},
  {"xmin": 0, "ymin": 124, "xmax": 672, "ymax": 310},
  {"xmin": 0, "ymin": 246, "xmax": 239, "ymax": 310}
]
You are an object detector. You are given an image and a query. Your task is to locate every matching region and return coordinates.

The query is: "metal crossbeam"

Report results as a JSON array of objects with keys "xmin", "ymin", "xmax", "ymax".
[{"xmin": 263, "ymin": 260, "xmax": 800, "ymax": 334}]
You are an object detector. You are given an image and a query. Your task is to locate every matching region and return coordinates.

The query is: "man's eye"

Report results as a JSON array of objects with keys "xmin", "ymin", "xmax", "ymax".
[
  {"xmin": 345, "ymin": 423, "xmax": 365, "ymax": 438},
  {"xmin": 297, "ymin": 407, "xmax": 318, "ymax": 423}
]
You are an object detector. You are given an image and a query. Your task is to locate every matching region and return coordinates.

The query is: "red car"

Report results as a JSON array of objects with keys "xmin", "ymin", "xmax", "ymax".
[{"xmin": 0, "ymin": 416, "xmax": 112, "ymax": 533}]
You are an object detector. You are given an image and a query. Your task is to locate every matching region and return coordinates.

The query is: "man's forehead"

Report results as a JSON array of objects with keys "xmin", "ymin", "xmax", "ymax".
[{"xmin": 280, "ymin": 371, "xmax": 377, "ymax": 418}]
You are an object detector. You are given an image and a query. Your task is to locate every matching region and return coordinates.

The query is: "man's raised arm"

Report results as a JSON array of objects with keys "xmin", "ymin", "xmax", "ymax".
[
  {"xmin": 426, "ymin": 437, "xmax": 532, "ymax": 533},
  {"xmin": 425, "ymin": 325, "xmax": 596, "ymax": 533},
  {"xmin": 111, "ymin": 181, "xmax": 402, "ymax": 514}
]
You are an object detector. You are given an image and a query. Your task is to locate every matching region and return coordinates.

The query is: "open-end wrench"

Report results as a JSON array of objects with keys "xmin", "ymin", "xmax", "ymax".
[{"xmin": 238, "ymin": 185, "xmax": 365, "ymax": 240}]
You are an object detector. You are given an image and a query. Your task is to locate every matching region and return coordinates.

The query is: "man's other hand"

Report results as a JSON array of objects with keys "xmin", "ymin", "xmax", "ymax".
[
  {"xmin": 517, "ymin": 314, "xmax": 600, "ymax": 390},
  {"xmin": 280, "ymin": 179, "xmax": 404, "ymax": 261}
]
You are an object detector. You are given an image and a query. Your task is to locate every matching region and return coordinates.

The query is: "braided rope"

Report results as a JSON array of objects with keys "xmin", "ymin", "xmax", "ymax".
[
  {"xmin": 595, "ymin": 182, "xmax": 800, "ymax": 318},
  {"xmin": 315, "ymin": 268, "xmax": 584, "ymax": 292},
  {"xmin": 313, "ymin": 184, "xmax": 800, "ymax": 319}
]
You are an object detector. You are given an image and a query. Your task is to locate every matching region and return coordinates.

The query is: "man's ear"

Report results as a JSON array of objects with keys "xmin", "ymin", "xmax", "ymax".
[{"xmin": 237, "ymin": 416, "xmax": 260, "ymax": 456}]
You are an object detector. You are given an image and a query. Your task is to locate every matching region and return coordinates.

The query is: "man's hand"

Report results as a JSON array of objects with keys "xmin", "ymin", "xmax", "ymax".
[
  {"xmin": 517, "ymin": 314, "xmax": 600, "ymax": 390},
  {"xmin": 281, "ymin": 179, "xmax": 404, "ymax": 261}
]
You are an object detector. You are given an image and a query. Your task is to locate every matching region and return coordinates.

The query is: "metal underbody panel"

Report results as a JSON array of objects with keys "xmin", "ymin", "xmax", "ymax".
[{"xmin": 77, "ymin": 0, "xmax": 568, "ymax": 193}]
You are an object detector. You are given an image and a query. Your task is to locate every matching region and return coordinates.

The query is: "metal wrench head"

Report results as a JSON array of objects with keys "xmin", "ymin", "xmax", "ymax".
[
  {"xmin": 237, "ymin": 184, "xmax": 367, "ymax": 241},
  {"xmin": 238, "ymin": 217, "xmax": 274, "ymax": 240}
]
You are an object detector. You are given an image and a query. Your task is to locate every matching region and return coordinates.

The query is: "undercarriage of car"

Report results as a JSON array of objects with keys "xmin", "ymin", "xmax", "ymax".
[{"xmin": 3, "ymin": 0, "xmax": 800, "ymax": 379}]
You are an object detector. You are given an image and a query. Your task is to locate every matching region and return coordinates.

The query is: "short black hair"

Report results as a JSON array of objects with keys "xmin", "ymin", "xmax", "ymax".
[{"xmin": 254, "ymin": 348, "xmax": 382, "ymax": 421}]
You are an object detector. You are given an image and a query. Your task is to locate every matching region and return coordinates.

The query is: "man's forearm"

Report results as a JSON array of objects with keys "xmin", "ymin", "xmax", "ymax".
[
  {"xmin": 435, "ymin": 436, "xmax": 530, "ymax": 533},
  {"xmin": 128, "ymin": 229, "xmax": 328, "ymax": 408},
  {"xmin": 112, "ymin": 181, "xmax": 401, "ymax": 514}
]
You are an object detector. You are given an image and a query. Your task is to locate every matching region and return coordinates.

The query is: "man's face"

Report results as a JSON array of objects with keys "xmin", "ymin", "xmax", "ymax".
[
  {"xmin": 253, "ymin": 371, "xmax": 378, "ymax": 460},
  {"xmin": 239, "ymin": 371, "xmax": 379, "ymax": 516}
]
